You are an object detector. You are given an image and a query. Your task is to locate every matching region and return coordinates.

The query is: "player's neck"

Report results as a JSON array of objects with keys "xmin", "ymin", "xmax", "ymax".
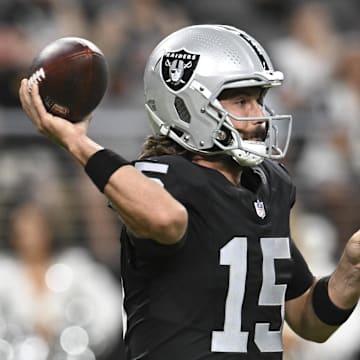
[{"xmin": 192, "ymin": 156, "xmax": 242, "ymax": 185}]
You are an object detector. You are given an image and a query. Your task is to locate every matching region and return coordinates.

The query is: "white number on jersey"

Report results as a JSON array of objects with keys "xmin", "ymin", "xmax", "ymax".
[{"xmin": 211, "ymin": 237, "xmax": 291, "ymax": 353}]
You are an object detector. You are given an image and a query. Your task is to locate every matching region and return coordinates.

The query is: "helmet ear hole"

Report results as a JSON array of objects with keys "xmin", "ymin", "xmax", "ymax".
[
  {"xmin": 215, "ymin": 127, "xmax": 233, "ymax": 146},
  {"xmin": 171, "ymin": 126, "xmax": 185, "ymax": 138},
  {"xmin": 174, "ymin": 96, "xmax": 191, "ymax": 123}
]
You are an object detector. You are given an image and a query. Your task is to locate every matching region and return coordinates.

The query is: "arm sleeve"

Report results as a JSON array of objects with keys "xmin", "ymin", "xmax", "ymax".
[
  {"xmin": 285, "ymin": 240, "xmax": 315, "ymax": 301},
  {"xmin": 126, "ymin": 227, "xmax": 187, "ymax": 259},
  {"xmin": 122, "ymin": 156, "xmax": 194, "ymax": 259}
]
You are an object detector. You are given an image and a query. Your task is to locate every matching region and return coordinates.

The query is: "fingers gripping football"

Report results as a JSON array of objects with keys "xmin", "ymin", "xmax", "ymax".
[
  {"xmin": 19, "ymin": 79, "xmax": 50, "ymax": 132},
  {"xmin": 19, "ymin": 79, "xmax": 91, "ymax": 148}
]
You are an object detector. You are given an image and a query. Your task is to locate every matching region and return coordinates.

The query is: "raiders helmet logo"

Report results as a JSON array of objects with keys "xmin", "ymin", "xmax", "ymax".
[{"xmin": 161, "ymin": 49, "xmax": 200, "ymax": 91}]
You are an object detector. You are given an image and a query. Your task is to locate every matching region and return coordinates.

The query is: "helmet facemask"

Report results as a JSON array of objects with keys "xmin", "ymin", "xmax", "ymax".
[{"xmin": 205, "ymin": 88, "xmax": 292, "ymax": 167}]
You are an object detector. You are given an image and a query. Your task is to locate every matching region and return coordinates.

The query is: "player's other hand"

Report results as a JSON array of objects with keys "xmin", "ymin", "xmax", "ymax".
[
  {"xmin": 18, "ymin": 79, "xmax": 92, "ymax": 149},
  {"xmin": 331, "ymin": 229, "xmax": 360, "ymax": 308},
  {"xmin": 344, "ymin": 229, "xmax": 360, "ymax": 270}
]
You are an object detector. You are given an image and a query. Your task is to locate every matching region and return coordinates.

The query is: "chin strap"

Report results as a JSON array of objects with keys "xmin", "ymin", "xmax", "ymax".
[{"xmin": 230, "ymin": 141, "xmax": 266, "ymax": 167}]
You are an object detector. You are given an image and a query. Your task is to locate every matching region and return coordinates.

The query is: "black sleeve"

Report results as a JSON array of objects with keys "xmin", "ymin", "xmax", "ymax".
[
  {"xmin": 285, "ymin": 240, "xmax": 315, "ymax": 301},
  {"xmin": 278, "ymin": 162, "xmax": 297, "ymax": 208},
  {"xmin": 125, "ymin": 227, "xmax": 187, "ymax": 259},
  {"xmin": 123, "ymin": 155, "xmax": 198, "ymax": 259}
]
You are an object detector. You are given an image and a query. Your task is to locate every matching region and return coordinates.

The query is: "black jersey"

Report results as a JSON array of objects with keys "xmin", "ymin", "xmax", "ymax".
[{"xmin": 120, "ymin": 155, "xmax": 314, "ymax": 360}]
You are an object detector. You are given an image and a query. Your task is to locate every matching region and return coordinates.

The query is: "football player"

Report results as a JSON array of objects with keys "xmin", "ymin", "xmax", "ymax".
[{"xmin": 19, "ymin": 25, "xmax": 360, "ymax": 360}]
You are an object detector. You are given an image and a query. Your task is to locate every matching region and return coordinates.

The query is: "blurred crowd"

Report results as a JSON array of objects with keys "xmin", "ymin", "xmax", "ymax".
[{"xmin": 0, "ymin": 0, "xmax": 359, "ymax": 359}]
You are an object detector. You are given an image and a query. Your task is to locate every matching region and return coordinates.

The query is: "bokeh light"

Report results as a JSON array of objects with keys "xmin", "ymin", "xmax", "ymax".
[
  {"xmin": 45, "ymin": 263, "xmax": 74, "ymax": 292},
  {"xmin": 0, "ymin": 339, "xmax": 14, "ymax": 360},
  {"xmin": 60, "ymin": 326, "xmax": 89, "ymax": 356}
]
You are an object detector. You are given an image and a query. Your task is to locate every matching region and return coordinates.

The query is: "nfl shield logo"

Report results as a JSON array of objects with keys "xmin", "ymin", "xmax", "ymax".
[
  {"xmin": 161, "ymin": 49, "xmax": 200, "ymax": 91},
  {"xmin": 254, "ymin": 200, "xmax": 266, "ymax": 219}
]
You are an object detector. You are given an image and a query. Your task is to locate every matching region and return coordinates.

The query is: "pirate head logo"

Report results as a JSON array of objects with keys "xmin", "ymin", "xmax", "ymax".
[{"xmin": 161, "ymin": 49, "xmax": 200, "ymax": 91}]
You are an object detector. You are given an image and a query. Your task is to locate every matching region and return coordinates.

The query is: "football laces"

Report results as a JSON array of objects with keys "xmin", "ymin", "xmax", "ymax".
[{"xmin": 28, "ymin": 67, "xmax": 46, "ymax": 92}]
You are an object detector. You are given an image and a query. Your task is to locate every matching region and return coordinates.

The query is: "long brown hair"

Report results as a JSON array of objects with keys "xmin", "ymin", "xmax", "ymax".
[
  {"xmin": 138, "ymin": 135, "xmax": 242, "ymax": 178},
  {"xmin": 138, "ymin": 135, "xmax": 194, "ymax": 160}
]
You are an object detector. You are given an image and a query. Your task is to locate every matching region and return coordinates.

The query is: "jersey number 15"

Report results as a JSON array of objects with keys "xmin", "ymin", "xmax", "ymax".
[{"xmin": 211, "ymin": 237, "xmax": 291, "ymax": 353}]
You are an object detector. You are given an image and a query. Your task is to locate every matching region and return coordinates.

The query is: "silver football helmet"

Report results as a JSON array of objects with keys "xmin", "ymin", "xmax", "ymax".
[{"xmin": 144, "ymin": 24, "xmax": 292, "ymax": 166}]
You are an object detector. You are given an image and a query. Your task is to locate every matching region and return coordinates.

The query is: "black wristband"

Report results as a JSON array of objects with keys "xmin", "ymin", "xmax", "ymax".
[
  {"xmin": 312, "ymin": 276, "xmax": 356, "ymax": 326},
  {"xmin": 85, "ymin": 149, "xmax": 130, "ymax": 192}
]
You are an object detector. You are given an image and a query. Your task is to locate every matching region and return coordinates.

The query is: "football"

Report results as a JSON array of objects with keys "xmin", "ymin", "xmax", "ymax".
[{"xmin": 28, "ymin": 37, "xmax": 109, "ymax": 123}]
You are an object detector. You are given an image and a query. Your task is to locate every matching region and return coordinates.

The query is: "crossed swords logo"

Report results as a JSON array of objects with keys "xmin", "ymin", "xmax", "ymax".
[
  {"xmin": 161, "ymin": 49, "xmax": 200, "ymax": 91},
  {"xmin": 164, "ymin": 59, "xmax": 194, "ymax": 85}
]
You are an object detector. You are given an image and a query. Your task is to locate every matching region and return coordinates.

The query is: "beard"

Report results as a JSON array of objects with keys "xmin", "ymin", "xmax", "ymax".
[{"xmin": 241, "ymin": 123, "xmax": 268, "ymax": 141}]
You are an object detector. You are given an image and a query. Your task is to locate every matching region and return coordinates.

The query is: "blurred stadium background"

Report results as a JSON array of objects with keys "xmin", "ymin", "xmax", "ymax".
[{"xmin": 0, "ymin": 0, "xmax": 359, "ymax": 359}]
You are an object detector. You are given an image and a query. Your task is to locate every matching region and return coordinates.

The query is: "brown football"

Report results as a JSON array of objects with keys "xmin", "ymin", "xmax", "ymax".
[{"xmin": 28, "ymin": 37, "xmax": 109, "ymax": 123}]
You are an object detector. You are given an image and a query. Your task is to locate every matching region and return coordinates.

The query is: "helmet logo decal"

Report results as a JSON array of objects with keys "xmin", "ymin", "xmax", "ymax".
[{"xmin": 161, "ymin": 49, "xmax": 200, "ymax": 91}]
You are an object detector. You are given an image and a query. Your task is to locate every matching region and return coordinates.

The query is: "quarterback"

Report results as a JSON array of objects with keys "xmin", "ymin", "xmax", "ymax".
[{"xmin": 19, "ymin": 25, "xmax": 360, "ymax": 359}]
